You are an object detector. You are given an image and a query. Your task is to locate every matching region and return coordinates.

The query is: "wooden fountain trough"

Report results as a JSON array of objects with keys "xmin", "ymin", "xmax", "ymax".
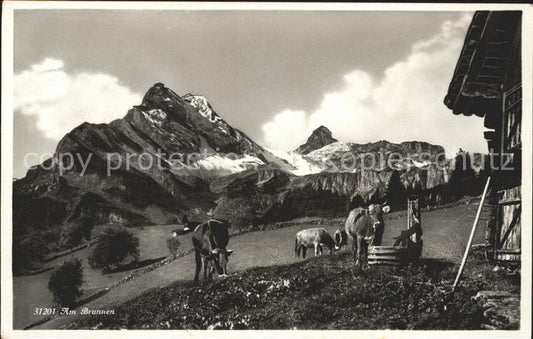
[
  {"xmin": 369, "ymin": 196, "xmax": 422, "ymax": 267},
  {"xmin": 368, "ymin": 246, "xmax": 408, "ymax": 266}
]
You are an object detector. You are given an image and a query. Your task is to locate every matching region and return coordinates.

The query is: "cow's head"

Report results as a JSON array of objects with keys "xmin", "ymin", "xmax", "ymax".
[
  {"xmin": 210, "ymin": 248, "xmax": 233, "ymax": 277},
  {"xmin": 368, "ymin": 204, "xmax": 390, "ymax": 218},
  {"xmin": 334, "ymin": 229, "xmax": 347, "ymax": 250},
  {"xmin": 368, "ymin": 204, "xmax": 391, "ymax": 232}
]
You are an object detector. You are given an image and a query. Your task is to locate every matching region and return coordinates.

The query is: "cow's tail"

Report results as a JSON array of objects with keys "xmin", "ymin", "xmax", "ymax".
[{"xmin": 295, "ymin": 237, "xmax": 299, "ymax": 258}]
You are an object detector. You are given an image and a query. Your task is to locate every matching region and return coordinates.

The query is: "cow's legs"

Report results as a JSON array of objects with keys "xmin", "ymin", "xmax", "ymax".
[
  {"xmin": 207, "ymin": 262, "xmax": 214, "ymax": 281},
  {"xmin": 316, "ymin": 243, "xmax": 324, "ymax": 256},
  {"xmin": 314, "ymin": 243, "xmax": 319, "ymax": 256},
  {"xmin": 297, "ymin": 245, "xmax": 302, "ymax": 258},
  {"xmin": 350, "ymin": 236, "xmax": 358, "ymax": 262},
  {"xmin": 302, "ymin": 247, "xmax": 307, "ymax": 259},
  {"xmin": 373, "ymin": 223, "xmax": 384, "ymax": 246},
  {"xmin": 362, "ymin": 242, "xmax": 369, "ymax": 269},
  {"xmin": 194, "ymin": 251, "xmax": 202, "ymax": 283},
  {"xmin": 202, "ymin": 256, "xmax": 209, "ymax": 281},
  {"xmin": 355, "ymin": 236, "xmax": 363, "ymax": 267}
]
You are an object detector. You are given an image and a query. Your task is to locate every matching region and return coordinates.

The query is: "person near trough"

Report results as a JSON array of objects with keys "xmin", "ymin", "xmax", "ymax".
[{"xmin": 393, "ymin": 210, "xmax": 423, "ymax": 263}]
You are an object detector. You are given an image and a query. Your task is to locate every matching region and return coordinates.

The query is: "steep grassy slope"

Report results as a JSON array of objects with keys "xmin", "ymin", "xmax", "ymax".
[{"xmin": 63, "ymin": 253, "xmax": 519, "ymax": 330}]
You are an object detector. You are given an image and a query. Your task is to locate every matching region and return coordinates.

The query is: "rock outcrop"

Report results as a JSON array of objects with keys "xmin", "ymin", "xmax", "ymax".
[
  {"xmin": 295, "ymin": 125, "xmax": 338, "ymax": 154},
  {"xmin": 473, "ymin": 290, "xmax": 520, "ymax": 329}
]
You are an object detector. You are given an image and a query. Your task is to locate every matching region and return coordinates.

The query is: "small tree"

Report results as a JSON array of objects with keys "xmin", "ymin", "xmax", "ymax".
[
  {"xmin": 79, "ymin": 217, "xmax": 95, "ymax": 241},
  {"xmin": 386, "ymin": 170, "xmax": 406, "ymax": 211},
  {"xmin": 14, "ymin": 235, "xmax": 50, "ymax": 271},
  {"xmin": 449, "ymin": 150, "xmax": 477, "ymax": 198},
  {"xmin": 166, "ymin": 237, "xmax": 181, "ymax": 258},
  {"xmin": 13, "ymin": 240, "xmax": 31, "ymax": 274},
  {"xmin": 60, "ymin": 222, "xmax": 84, "ymax": 250},
  {"xmin": 48, "ymin": 259, "xmax": 83, "ymax": 308},
  {"xmin": 88, "ymin": 228, "xmax": 140, "ymax": 273},
  {"xmin": 60, "ymin": 217, "xmax": 96, "ymax": 250}
]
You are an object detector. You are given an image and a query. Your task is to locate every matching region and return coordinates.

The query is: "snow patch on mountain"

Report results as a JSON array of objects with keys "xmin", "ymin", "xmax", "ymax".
[
  {"xmin": 196, "ymin": 154, "xmax": 265, "ymax": 173},
  {"xmin": 410, "ymin": 159, "xmax": 431, "ymax": 169},
  {"xmin": 306, "ymin": 141, "xmax": 357, "ymax": 160},
  {"xmin": 182, "ymin": 94, "xmax": 222, "ymax": 123},
  {"xmin": 266, "ymin": 148, "xmax": 323, "ymax": 176},
  {"xmin": 141, "ymin": 109, "xmax": 167, "ymax": 126}
]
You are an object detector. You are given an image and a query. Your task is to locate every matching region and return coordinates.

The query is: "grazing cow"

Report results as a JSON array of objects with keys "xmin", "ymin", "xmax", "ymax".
[
  {"xmin": 192, "ymin": 219, "xmax": 233, "ymax": 282},
  {"xmin": 182, "ymin": 214, "xmax": 201, "ymax": 233},
  {"xmin": 172, "ymin": 221, "xmax": 200, "ymax": 237},
  {"xmin": 345, "ymin": 204, "xmax": 390, "ymax": 268},
  {"xmin": 183, "ymin": 220, "xmax": 201, "ymax": 233},
  {"xmin": 334, "ymin": 229, "xmax": 348, "ymax": 250},
  {"xmin": 295, "ymin": 228, "xmax": 336, "ymax": 259},
  {"xmin": 172, "ymin": 214, "xmax": 201, "ymax": 236}
]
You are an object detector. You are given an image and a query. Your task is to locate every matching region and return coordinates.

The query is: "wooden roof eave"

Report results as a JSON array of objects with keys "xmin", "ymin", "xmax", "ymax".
[
  {"xmin": 444, "ymin": 11, "xmax": 520, "ymax": 117},
  {"xmin": 443, "ymin": 11, "xmax": 490, "ymax": 112},
  {"xmin": 452, "ymin": 94, "xmax": 501, "ymax": 119}
]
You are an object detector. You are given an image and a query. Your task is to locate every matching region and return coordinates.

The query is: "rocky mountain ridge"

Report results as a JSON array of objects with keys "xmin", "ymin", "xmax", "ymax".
[
  {"xmin": 13, "ymin": 82, "xmax": 481, "ymax": 258},
  {"xmin": 14, "ymin": 83, "xmax": 281, "ymax": 237}
]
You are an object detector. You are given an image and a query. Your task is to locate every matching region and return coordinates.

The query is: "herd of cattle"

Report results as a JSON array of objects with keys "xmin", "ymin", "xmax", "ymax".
[{"xmin": 187, "ymin": 203, "xmax": 391, "ymax": 282}]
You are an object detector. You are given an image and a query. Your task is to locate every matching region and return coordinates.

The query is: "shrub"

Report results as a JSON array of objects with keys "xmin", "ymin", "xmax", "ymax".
[
  {"xmin": 88, "ymin": 228, "xmax": 140, "ymax": 273},
  {"xmin": 60, "ymin": 222, "xmax": 84, "ymax": 250},
  {"xmin": 60, "ymin": 217, "xmax": 96, "ymax": 250},
  {"xmin": 13, "ymin": 235, "xmax": 50, "ymax": 273},
  {"xmin": 166, "ymin": 237, "xmax": 181, "ymax": 258},
  {"xmin": 386, "ymin": 170, "xmax": 407, "ymax": 211},
  {"xmin": 449, "ymin": 150, "xmax": 478, "ymax": 198},
  {"xmin": 12, "ymin": 240, "xmax": 31, "ymax": 274},
  {"xmin": 24, "ymin": 236, "xmax": 50, "ymax": 262},
  {"xmin": 41, "ymin": 229, "xmax": 62, "ymax": 252},
  {"xmin": 79, "ymin": 217, "xmax": 95, "ymax": 241},
  {"xmin": 48, "ymin": 259, "xmax": 83, "ymax": 307}
]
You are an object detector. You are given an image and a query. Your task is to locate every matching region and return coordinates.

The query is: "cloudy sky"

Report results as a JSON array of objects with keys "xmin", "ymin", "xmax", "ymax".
[{"xmin": 13, "ymin": 9, "xmax": 487, "ymax": 178}]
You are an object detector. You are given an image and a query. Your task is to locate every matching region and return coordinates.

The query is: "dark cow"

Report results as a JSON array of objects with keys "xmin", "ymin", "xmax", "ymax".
[
  {"xmin": 333, "ymin": 229, "xmax": 348, "ymax": 250},
  {"xmin": 184, "ymin": 220, "xmax": 201, "ymax": 233},
  {"xmin": 295, "ymin": 228, "xmax": 336, "ymax": 258},
  {"xmin": 172, "ymin": 214, "xmax": 202, "ymax": 236},
  {"xmin": 345, "ymin": 204, "xmax": 390, "ymax": 268},
  {"xmin": 192, "ymin": 219, "xmax": 233, "ymax": 282},
  {"xmin": 182, "ymin": 214, "xmax": 199, "ymax": 232}
]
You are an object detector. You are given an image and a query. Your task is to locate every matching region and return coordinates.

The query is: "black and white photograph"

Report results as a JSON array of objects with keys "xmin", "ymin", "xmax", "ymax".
[{"xmin": 1, "ymin": 2, "xmax": 531, "ymax": 337}]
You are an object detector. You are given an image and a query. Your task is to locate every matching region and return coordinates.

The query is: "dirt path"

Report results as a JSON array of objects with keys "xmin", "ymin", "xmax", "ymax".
[
  {"xmin": 32, "ymin": 203, "xmax": 483, "ymax": 329},
  {"xmin": 14, "ymin": 224, "xmax": 179, "ymax": 329}
]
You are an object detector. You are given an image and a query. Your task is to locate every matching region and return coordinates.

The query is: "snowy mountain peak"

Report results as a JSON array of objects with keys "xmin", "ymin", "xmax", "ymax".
[{"xmin": 182, "ymin": 93, "xmax": 222, "ymax": 123}]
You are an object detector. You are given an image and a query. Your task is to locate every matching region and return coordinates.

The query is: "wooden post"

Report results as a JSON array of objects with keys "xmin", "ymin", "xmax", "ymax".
[
  {"xmin": 485, "ymin": 181, "xmax": 499, "ymax": 261},
  {"xmin": 452, "ymin": 176, "xmax": 491, "ymax": 292},
  {"xmin": 407, "ymin": 196, "xmax": 421, "ymax": 243},
  {"xmin": 407, "ymin": 196, "xmax": 422, "ymax": 262}
]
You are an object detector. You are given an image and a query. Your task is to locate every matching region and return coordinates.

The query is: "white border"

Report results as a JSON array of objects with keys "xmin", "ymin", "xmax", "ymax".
[
  {"xmin": 0, "ymin": 1, "xmax": 531, "ymax": 11},
  {"xmin": 2, "ymin": 2, "xmax": 532, "ymax": 339}
]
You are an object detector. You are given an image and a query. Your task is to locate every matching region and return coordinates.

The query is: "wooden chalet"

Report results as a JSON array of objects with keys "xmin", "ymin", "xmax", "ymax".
[{"xmin": 444, "ymin": 11, "xmax": 522, "ymax": 263}]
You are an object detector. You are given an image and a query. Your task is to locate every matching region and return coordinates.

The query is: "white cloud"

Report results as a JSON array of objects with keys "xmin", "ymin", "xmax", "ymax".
[
  {"xmin": 14, "ymin": 58, "xmax": 142, "ymax": 140},
  {"xmin": 262, "ymin": 14, "xmax": 487, "ymax": 156},
  {"xmin": 262, "ymin": 109, "xmax": 308, "ymax": 151}
]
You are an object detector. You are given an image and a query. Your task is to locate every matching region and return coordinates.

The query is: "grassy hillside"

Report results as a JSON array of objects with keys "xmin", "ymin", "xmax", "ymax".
[
  {"xmin": 19, "ymin": 201, "xmax": 489, "ymax": 329},
  {"xmin": 63, "ymin": 252, "xmax": 519, "ymax": 330}
]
